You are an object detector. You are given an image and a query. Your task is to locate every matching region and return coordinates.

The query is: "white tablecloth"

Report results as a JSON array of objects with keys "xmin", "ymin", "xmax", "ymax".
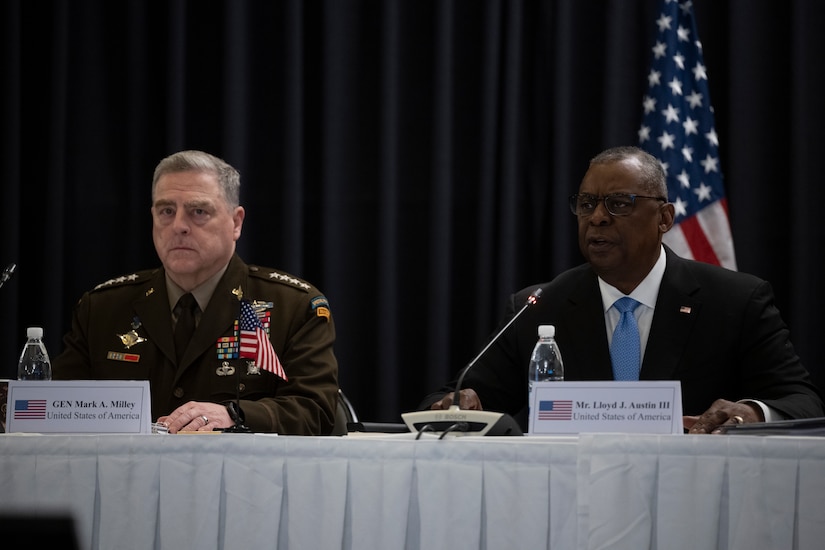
[{"xmin": 1, "ymin": 432, "xmax": 823, "ymax": 549}]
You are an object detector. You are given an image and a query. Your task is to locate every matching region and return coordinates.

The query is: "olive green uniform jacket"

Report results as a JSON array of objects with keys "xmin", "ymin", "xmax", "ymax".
[{"xmin": 52, "ymin": 254, "xmax": 339, "ymax": 434}]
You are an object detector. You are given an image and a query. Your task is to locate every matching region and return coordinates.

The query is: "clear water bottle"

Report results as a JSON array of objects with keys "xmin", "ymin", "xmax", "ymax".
[
  {"xmin": 527, "ymin": 325, "xmax": 563, "ymax": 415},
  {"xmin": 17, "ymin": 326, "xmax": 52, "ymax": 380}
]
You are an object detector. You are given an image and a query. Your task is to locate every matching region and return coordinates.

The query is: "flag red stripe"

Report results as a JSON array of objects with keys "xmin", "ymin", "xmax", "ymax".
[{"xmin": 678, "ymin": 215, "xmax": 721, "ymax": 266}]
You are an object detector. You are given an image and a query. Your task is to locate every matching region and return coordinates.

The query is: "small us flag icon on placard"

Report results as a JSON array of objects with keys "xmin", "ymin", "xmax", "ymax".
[
  {"xmin": 538, "ymin": 400, "xmax": 573, "ymax": 421},
  {"xmin": 14, "ymin": 399, "xmax": 47, "ymax": 420}
]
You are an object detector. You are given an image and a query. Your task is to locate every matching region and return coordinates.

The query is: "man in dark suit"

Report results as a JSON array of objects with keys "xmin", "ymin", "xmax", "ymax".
[
  {"xmin": 420, "ymin": 146, "xmax": 824, "ymax": 434},
  {"xmin": 53, "ymin": 150, "xmax": 338, "ymax": 434}
]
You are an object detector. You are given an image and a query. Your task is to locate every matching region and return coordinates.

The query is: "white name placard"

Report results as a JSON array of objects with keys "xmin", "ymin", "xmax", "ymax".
[
  {"xmin": 5, "ymin": 380, "xmax": 151, "ymax": 434},
  {"xmin": 527, "ymin": 381, "xmax": 682, "ymax": 435}
]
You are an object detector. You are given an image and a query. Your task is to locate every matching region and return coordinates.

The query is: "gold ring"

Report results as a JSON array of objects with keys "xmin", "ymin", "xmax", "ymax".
[
  {"xmin": 200, "ymin": 415, "xmax": 209, "ymax": 425},
  {"xmin": 731, "ymin": 415, "xmax": 744, "ymax": 424}
]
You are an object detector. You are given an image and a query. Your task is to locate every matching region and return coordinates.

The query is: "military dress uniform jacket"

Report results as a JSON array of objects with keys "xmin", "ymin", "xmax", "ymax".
[
  {"xmin": 420, "ymin": 246, "xmax": 824, "ymax": 430},
  {"xmin": 52, "ymin": 254, "xmax": 339, "ymax": 435}
]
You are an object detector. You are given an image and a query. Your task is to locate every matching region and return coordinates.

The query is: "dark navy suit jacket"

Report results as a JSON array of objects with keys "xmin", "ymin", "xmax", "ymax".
[{"xmin": 421, "ymin": 246, "xmax": 824, "ymax": 429}]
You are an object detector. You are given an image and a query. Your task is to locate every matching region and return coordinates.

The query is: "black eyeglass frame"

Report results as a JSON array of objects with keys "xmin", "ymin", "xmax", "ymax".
[{"xmin": 568, "ymin": 193, "xmax": 667, "ymax": 217}]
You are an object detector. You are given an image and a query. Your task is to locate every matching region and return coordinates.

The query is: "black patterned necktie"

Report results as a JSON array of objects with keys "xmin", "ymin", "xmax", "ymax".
[{"xmin": 174, "ymin": 293, "xmax": 198, "ymax": 362}]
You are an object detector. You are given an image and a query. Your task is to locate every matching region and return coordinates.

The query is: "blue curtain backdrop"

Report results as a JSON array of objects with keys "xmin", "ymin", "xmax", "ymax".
[{"xmin": 2, "ymin": 0, "xmax": 823, "ymax": 423}]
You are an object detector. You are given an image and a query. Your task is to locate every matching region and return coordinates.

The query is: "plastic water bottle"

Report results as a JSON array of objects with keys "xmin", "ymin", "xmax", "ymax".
[
  {"xmin": 17, "ymin": 326, "xmax": 52, "ymax": 380},
  {"xmin": 527, "ymin": 325, "xmax": 563, "ymax": 416}
]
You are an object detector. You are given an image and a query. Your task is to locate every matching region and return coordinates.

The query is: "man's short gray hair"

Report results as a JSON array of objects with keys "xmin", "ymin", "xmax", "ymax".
[
  {"xmin": 590, "ymin": 146, "xmax": 668, "ymax": 198},
  {"xmin": 152, "ymin": 150, "xmax": 241, "ymax": 208}
]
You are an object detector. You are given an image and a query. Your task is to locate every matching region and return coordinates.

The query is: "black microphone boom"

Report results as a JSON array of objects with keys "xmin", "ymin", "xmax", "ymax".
[{"xmin": 401, "ymin": 287, "xmax": 543, "ymax": 437}]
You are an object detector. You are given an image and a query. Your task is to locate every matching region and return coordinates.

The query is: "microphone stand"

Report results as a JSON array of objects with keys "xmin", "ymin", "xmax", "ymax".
[
  {"xmin": 219, "ymin": 363, "xmax": 251, "ymax": 433},
  {"xmin": 0, "ymin": 263, "xmax": 17, "ymax": 290},
  {"xmin": 401, "ymin": 287, "xmax": 543, "ymax": 437}
]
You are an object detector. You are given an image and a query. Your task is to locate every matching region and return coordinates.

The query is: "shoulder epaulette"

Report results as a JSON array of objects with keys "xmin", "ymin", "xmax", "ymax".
[
  {"xmin": 91, "ymin": 270, "xmax": 155, "ymax": 291},
  {"xmin": 248, "ymin": 266, "xmax": 312, "ymax": 292}
]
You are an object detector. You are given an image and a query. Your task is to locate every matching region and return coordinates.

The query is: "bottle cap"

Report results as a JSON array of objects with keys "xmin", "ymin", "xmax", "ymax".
[
  {"xmin": 537, "ymin": 324, "xmax": 555, "ymax": 338},
  {"xmin": 26, "ymin": 326, "xmax": 44, "ymax": 339}
]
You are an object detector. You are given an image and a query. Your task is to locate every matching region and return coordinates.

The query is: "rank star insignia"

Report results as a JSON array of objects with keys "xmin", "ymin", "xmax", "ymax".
[
  {"xmin": 118, "ymin": 330, "xmax": 147, "ymax": 349},
  {"xmin": 268, "ymin": 271, "xmax": 311, "ymax": 289},
  {"xmin": 94, "ymin": 273, "xmax": 140, "ymax": 290}
]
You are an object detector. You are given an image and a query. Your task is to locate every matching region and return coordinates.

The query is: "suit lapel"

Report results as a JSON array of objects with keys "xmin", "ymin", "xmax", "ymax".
[
  {"xmin": 175, "ymin": 257, "xmax": 248, "ymax": 374},
  {"xmin": 563, "ymin": 270, "xmax": 615, "ymax": 380},
  {"xmin": 641, "ymin": 249, "xmax": 701, "ymax": 380},
  {"xmin": 133, "ymin": 257, "xmax": 248, "ymax": 378},
  {"xmin": 133, "ymin": 270, "xmax": 176, "ymax": 363}
]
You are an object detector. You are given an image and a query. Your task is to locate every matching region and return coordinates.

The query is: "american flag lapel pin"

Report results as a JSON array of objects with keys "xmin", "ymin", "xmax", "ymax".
[{"xmin": 679, "ymin": 305, "xmax": 692, "ymax": 314}]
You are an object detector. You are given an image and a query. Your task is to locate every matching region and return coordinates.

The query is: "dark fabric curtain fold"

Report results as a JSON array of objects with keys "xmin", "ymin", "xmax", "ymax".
[{"xmin": 2, "ymin": 0, "xmax": 823, "ymax": 423}]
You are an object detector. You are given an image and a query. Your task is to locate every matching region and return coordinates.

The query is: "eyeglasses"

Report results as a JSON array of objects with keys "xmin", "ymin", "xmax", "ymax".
[{"xmin": 568, "ymin": 193, "xmax": 667, "ymax": 217}]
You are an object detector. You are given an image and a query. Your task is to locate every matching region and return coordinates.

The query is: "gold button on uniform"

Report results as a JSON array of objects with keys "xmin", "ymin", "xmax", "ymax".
[{"xmin": 173, "ymin": 387, "xmax": 184, "ymax": 398}]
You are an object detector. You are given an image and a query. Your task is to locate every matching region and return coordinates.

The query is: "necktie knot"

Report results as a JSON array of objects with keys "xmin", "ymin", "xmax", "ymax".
[
  {"xmin": 610, "ymin": 296, "xmax": 641, "ymax": 381},
  {"xmin": 613, "ymin": 296, "xmax": 640, "ymax": 314},
  {"xmin": 177, "ymin": 292, "xmax": 198, "ymax": 312}
]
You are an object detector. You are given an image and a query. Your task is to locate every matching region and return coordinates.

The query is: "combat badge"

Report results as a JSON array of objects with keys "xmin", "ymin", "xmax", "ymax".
[
  {"xmin": 246, "ymin": 361, "xmax": 261, "ymax": 375},
  {"xmin": 118, "ymin": 317, "xmax": 147, "ymax": 349}
]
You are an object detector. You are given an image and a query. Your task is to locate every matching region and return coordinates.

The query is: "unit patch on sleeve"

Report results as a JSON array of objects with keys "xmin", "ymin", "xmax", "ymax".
[{"xmin": 311, "ymin": 295, "xmax": 331, "ymax": 321}]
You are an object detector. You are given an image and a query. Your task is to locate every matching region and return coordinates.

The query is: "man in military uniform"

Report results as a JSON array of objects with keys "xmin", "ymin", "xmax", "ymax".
[{"xmin": 52, "ymin": 150, "xmax": 338, "ymax": 435}]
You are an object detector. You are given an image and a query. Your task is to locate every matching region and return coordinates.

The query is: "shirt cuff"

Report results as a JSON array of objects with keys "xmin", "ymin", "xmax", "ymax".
[{"xmin": 738, "ymin": 399, "xmax": 783, "ymax": 422}]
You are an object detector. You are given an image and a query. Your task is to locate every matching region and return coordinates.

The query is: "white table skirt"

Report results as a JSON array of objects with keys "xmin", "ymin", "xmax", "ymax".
[{"xmin": 1, "ymin": 432, "xmax": 823, "ymax": 550}]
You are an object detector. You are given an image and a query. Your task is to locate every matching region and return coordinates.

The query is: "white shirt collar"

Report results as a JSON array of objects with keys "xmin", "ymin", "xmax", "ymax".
[{"xmin": 598, "ymin": 245, "xmax": 667, "ymax": 312}]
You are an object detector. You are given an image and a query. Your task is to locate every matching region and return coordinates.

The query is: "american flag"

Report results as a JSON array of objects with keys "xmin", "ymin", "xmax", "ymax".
[
  {"xmin": 14, "ymin": 399, "xmax": 47, "ymax": 420},
  {"xmin": 538, "ymin": 400, "xmax": 573, "ymax": 421},
  {"xmin": 239, "ymin": 300, "xmax": 287, "ymax": 381},
  {"xmin": 638, "ymin": 0, "xmax": 737, "ymax": 270}
]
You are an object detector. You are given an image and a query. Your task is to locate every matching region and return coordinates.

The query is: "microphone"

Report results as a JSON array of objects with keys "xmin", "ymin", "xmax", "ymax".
[
  {"xmin": 401, "ymin": 287, "xmax": 543, "ymax": 437},
  {"xmin": 0, "ymin": 263, "xmax": 17, "ymax": 290}
]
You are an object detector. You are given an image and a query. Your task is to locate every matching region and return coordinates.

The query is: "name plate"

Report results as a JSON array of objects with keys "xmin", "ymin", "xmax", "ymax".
[
  {"xmin": 5, "ymin": 380, "xmax": 152, "ymax": 434},
  {"xmin": 527, "ymin": 381, "xmax": 682, "ymax": 435}
]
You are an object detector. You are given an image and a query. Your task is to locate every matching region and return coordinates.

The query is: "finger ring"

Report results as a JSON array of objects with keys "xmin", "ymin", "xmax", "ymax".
[
  {"xmin": 732, "ymin": 415, "xmax": 744, "ymax": 424},
  {"xmin": 200, "ymin": 415, "xmax": 209, "ymax": 425}
]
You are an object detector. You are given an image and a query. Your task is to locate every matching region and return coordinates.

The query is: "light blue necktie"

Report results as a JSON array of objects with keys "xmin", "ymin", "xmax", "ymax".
[{"xmin": 611, "ymin": 297, "xmax": 641, "ymax": 381}]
